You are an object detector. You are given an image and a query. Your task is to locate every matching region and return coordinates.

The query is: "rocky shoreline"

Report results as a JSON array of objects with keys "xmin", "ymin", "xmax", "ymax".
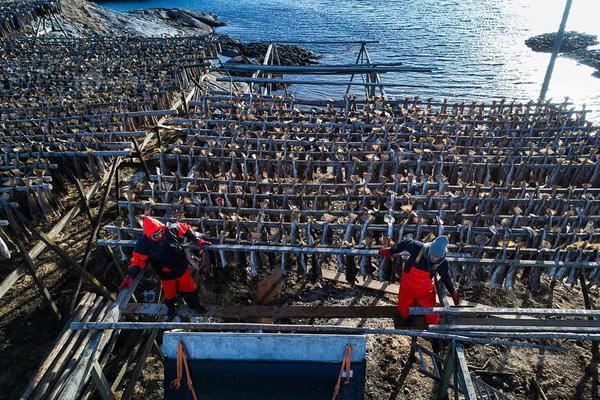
[
  {"xmin": 56, "ymin": 0, "xmax": 319, "ymax": 65},
  {"xmin": 526, "ymin": 31, "xmax": 600, "ymax": 77}
]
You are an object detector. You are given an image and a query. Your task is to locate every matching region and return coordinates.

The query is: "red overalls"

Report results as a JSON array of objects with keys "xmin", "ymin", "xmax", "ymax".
[
  {"xmin": 397, "ymin": 248, "xmax": 440, "ymax": 325},
  {"xmin": 159, "ymin": 268, "xmax": 197, "ymax": 301}
]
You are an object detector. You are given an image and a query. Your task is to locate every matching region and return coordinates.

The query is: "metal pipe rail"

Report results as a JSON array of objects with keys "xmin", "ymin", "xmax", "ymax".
[
  {"xmin": 174, "ymin": 117, "xmax": 590, "ymax": 136},
  {"xmin": 192, "ymin": 104, "xmax": 582, "ymax": 125},
  {"xmin": 118, "ymin": 200, "xmax": 600, "ymax": 225},
  {"xmin": 97, "ymin": 239, "xmax": 600, "ymax": 270},
  {"xmin": 216, "ymin": 77, "xmax": 436, "ymax": 87},
  {"xmin": 106, "ymin": 220, "xmax": 600, "ymax": 243},
  {"xmin": 2, "ymin": 150, "xmax": 132, "ymax": 159},
  {"xmin": 66, "ymin": 321, "xmax": 563, "ymax": 351},
  {"xmin": 0, "ymin": 163, "xmax": 58, "ymax": 171},
  {"xmin": 168, "ymin": 143, "xmax": 598, "ymax": 164},
  {"xmin": 0, "ymin": 183, "xmax": 52, "ymax": 193},
  {"xmin": 159, "ymin": 152, "xmax": 600, "ymax": 171},
  {"xmin": 195, "ymin": 95, "xmax": 582, "ymax": 120},
  {"xmin": 412, "ymin": 307, "xmax": 600, "ymax": 318},
  {"xmin": 147, "ymin": 174, "xmax": 600, "ymax": 196},
  {"xmin": 183, "ymin": 133, "xmax": 599, "ymax": 153},
  {"xmin": 139, "ymin": 188, "xmax": 600, "ymax": 209},
  {"xmin": 0, "ymin": 131, "xmax": 147, "ymax": 141},
  {"xmin": 179, "ymin": 124, "xmax": 594, "ymax": 147},
  {"xmin": 216, "ymin": 64, "xmax": 433, "ymax": 74},
  {"xmin": 202, "ymin": 90, "xmax": 579, "ymax": 111}
]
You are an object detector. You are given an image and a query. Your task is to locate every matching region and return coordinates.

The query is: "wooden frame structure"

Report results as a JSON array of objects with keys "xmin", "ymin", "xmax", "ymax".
[{"xmin": 4, "ymin": 32, "xmax": 598, "ymax": 400}]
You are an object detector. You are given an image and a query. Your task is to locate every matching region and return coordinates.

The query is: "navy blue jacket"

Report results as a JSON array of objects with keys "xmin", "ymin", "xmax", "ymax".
[{"xmin": 390, "ymin": 239, "xmax": 455, "ymax": 294}]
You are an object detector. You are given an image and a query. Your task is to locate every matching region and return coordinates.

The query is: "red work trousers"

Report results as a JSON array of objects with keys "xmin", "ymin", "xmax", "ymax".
[
  {"xmin": 159, "ymin": 268, "xmax": 197, "ymax": 301},
  {"xmin": 397, "ymin": 267, "xmax": 440, "ymax": 325}
]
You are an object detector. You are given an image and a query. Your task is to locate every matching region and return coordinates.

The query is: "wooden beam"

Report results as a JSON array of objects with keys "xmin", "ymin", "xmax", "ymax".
[
  {"xmin": 13, "ymin": 209, "xmax": 115, "ymax": 302},
  {"xmin": 321, "ymin": 268, "xmax": 399, "ymax": 295},
  {"xmin": 0, "ymin": 179, "xmax": 104, "ymax": 300},
  {"xmin": 90, "ymin": 362, "xmax": 116, "ymax": 400},
  {"xmin": 121, "ymin": 328, "xmax": 161, "ymax": 400},
  {"xmin": 56, "ymin": 272, "xmax": 145, "ymax": 400},
  {"xmin": 4, "ymin": 207, "xmax": 61, "ymax": 322}
]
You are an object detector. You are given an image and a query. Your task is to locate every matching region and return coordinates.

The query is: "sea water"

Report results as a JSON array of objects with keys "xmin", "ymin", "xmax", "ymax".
[{"xmin": 102, "ymin": 0, "xmax": 600, "ymax": 121}]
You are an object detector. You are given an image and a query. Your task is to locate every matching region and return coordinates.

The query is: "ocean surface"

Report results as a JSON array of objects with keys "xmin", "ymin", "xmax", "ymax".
[{"xmin": 103, "ymin": 0, "xmax": 600, "ymax": 121}]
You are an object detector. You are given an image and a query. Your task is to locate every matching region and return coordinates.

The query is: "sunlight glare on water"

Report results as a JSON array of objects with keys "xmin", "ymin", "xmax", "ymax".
[{"xmin": 103, "ymin": 0, "xmax": 600, "ymax": 121}]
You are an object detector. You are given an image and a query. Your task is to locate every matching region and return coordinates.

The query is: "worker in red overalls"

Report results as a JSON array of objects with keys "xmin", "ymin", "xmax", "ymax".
[
  {"xmin": 378, "ymin": 235, "xmax": 460, "ymax": 328},
  {"xmin": 119, "ymin": 216, "xmax": 211, "ymax": 320}
]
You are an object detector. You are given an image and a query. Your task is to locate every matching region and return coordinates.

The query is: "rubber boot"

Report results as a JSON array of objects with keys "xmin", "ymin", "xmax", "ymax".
[
  {"xmin": 181, "ymin": 289, "xmax": 207, "ymax": 314},
  {"xmin": 165, "ymin": 298, "xmax": 178, "ymax": 321}
]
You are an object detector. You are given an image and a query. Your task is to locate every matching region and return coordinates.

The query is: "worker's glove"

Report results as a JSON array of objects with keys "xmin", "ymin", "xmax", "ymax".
[
  {"xmin": 118, "ymin": 276, "xmax": 133, "ymax": 292},
  {"xmin": 451, "ymin": 290, "xmax": 461, "ymax": 306},
  {"xmin": 378, "ymin": 247, "xmax": 393, "ymax": 259},
  {"xmin": 197, "ymin": 239, "xmax": 211, "ymax": 249}
]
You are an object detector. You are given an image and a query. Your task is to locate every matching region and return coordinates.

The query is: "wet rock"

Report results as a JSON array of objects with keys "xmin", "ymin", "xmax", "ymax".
[
  {"xmin": 218, "ymin": 35, "xmax": 320, "ymax": 66},
  {"xmin": 525, "ymin": 31, "xmax": 598, "ymax": 53}
]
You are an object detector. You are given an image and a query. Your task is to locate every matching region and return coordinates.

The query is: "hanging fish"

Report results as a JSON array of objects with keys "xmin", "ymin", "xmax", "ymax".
[
  {"xmin": 184, "ymin": 247, "xmax": 200, "ymax": 271},
  {"xmin": 250, "ymin": 250, "xmax": 260, "ymax": 278},
  {"xmin": 26, "ymin": 189, "xmax": 41, "ymax": 220},
  {"xmin": 0, "ymin": 236, "xmax": 10, "ymax": 259},
  {"xmin": 218, "ymin": 232, "xmax": 228, "ymax": 268}
]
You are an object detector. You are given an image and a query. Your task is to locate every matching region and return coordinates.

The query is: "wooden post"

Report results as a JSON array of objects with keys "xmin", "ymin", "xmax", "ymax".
[
  {"xmin": 91, "ymin": 361, "xmax": 117, "ymax": 400},
  {"xmin": 539, "ymin": 0, "xmax": 573, "ymax": 100},
  {"xmin": 70, "ymin": 159, "xmax": 120, "ymax": 313},
  {"xmin": 4, "ymin": 207, "xmax": 62, "ymax": 322},
  {"xmin": 13, "ymin": 209, "xmax": 115, "ymax": 301},
  {"xmin": 436, "ymin": 339, "xmax": 456, "ymax": 400}
]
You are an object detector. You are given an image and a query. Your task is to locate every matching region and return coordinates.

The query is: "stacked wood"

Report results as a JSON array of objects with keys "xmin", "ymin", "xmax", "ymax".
[{"xmin": 19, "ymin": 292, "xmax": 111, "ymax": 400}]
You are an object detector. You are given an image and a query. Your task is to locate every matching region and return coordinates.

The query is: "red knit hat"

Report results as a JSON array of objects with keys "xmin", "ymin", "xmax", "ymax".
[{"xmin": 143, "ymin": 216, "xmax": 165, "ymax": 241}]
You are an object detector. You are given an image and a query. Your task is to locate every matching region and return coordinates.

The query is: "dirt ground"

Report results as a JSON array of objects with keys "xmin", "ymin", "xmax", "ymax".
[{"xmin": 116, "ymin": 264, "xmax": 599, "ymax": 400}]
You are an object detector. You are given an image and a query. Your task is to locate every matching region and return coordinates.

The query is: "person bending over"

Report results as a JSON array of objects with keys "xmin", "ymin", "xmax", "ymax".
[
  {"xmin": 119, "ymin": 216, "xmax": 211, "ymax": 320},
  {"xmin": 379, "ymin": 235, "xmax": 460, "ymax": 328}
]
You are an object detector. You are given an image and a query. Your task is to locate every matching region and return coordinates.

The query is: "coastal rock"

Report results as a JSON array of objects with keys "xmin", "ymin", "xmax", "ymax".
[
  {"xmin": 525, "ymin": 31, "xmax": 598, "ymax": 53},
  {"xmin": 57, "ymin": 0, "xmax": 222, "ymax": 37},
  {"xmin": 219, "ymin": 35, "xmax": 320, "ymax": 66},
  {"xmin": 525, "ymin": 31, "xmax": 600, "ymax": 77}
]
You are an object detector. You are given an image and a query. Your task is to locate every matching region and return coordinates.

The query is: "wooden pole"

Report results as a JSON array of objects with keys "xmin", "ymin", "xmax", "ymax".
[{"xmin": 539, "ymin": 0, "xmax": 573, "ymax": 100}]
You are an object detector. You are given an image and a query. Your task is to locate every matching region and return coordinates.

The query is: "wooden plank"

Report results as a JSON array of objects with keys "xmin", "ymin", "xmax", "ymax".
[
  {"xmin": 321, "ymin": 268, "xmax": 399, "ymax": 294},
  {"xmin": 436, "ymin": 340, "xmax": 456, "ymax": 400},
  {"xmin": 29, "ymin": 296, "xmax": 107, "ymax": 400},
  {"xmin": 13, "ymin": 209, "xmax": 115, "ymax": 302},
  {"xmin": 90, "ymin": 362, "xmax": 116, "ymax": 400},
  {"xmin": 55, "ymin": 272, "xmax": 145, "ymax": 400},
  {"xmin": 19, "ymin": 293, "xmax": 95, "ymax": 400},
  {"xmin": 121, "ymin": 328, "xmax": 161, "ymax": 400}
]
